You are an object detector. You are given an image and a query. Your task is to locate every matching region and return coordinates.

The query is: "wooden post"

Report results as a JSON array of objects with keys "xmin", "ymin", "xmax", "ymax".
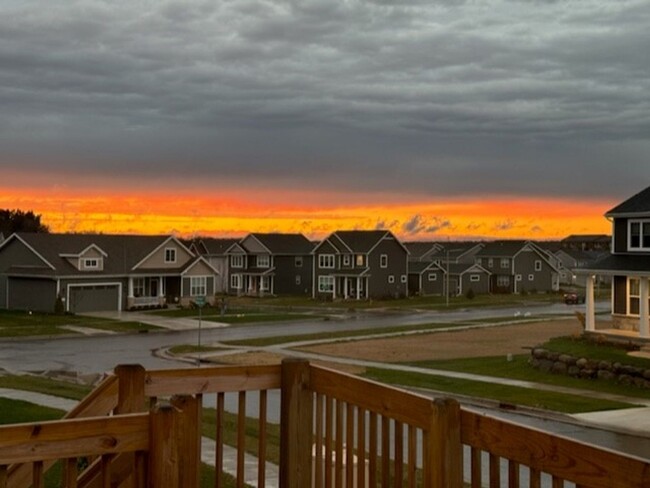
[
  {"xmin": 115, "ymin": 364, "xmax": 146, "ymax": 415},
  {"xmin": 585, "ymin": 275, "xmax": 596, "ymax": 332},
  {"xmin": 149, "ymin": 402, "xmax": 180, "ymax": 488},
  {"xmin": 426, "ymin": 398, "xmax": 462, "ymax": 488},
  {"xmin": 280, "ymin": 358, "xmax": 313, "ymax": 488},
  {"xmin": 171, "ymin": 395, "xmax": 201, "ymax": 488}
]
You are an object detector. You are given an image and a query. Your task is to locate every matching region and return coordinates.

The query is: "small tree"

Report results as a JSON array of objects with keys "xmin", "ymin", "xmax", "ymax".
[{"xmin": 0, "ymin": 209, "xmax": 49, "ymax": 235}]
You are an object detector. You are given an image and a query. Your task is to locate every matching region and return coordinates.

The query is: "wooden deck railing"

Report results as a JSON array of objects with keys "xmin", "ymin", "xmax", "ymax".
[{"xmin": 1, "ymin": 359, "xmax": 649, "ymax": 487}]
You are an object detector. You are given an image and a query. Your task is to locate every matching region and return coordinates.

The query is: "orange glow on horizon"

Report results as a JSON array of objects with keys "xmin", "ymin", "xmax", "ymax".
[{"xmin": 0, "ymin": 186, "xmax": 612, "ymax": 241}]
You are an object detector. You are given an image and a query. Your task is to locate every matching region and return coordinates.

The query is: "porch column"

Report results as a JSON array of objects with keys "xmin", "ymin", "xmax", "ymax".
[
  {"xmin": 158, "ymin": 276, "xmax": 164, "ymax": 297},
  {"xmin": 343, "ymin": 278, "xmax": 348, "ymax": 299},
  {"xmin": 128, "ymin": 277, "xmax": 134, "ymax": 297},
  {"xmin": 332, "ymin": 277, "xmax": 336, "ymax": 299},
  {"xmin": 585, "ymin": 275, "xmax": 596, "ymax": 332},
  {"xmin": 356, "ymin": 277, "xmax": 361, "ymax": 300},
  {"xmin": 640, "ymin": 277, "xmax": 649, "ymax": 338}
]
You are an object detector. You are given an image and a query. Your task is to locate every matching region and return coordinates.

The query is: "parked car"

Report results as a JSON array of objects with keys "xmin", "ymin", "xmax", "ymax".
[{"xmin": 564, "ymin": 292, "xmax": 585, "ymax": 305}]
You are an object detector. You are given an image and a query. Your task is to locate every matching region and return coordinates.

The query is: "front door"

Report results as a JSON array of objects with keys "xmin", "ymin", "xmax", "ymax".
[{"xmin": 150, "ymin": 278, "xmax": 158, "ymax": 297}]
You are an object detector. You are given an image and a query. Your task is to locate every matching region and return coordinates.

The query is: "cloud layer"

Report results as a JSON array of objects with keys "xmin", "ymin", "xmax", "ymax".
[{"xmin": 1, "ymin": 0, "xmax": 649, "ymax": 201}]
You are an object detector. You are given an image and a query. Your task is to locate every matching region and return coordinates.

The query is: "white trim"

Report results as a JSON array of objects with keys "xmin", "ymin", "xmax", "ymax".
[
  {"xmin": 380, "ymin": 254, "xmax": 388, "ymax": 268},
  {"xmin": 628, "ymin": 219, "xmax": 650, "ymax": 251},
  {"xmin": 132, "ymin": 236, "xmax": 194, "ymax": 270},
  {"xmin": 164, "ymin": 247, "xmax": 177, "ymax": 264},
  {"xmin": 181, "ymin": 256, "xmax": 220, "ymax": 276},
  {"xmin": 60, "ymin": 244, "xmax": 108, "ymax": 258},
  {"xmin": 66, "ymin": 282, "xmax": 122, "ymax": 312},
  {"xmin": 319, "ymin": 254, "xmax": 335, "ymax": 269},
  {"xmin": 243, "ymin": 234, "xmax": 273, "ymax": 255},
  {"xmin": 189, "ymin": 276, "xmax": 208, "ymax": 297}
]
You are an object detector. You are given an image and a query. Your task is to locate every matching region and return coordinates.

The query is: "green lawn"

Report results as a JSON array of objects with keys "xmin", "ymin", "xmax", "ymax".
[
  {"xmin": 0, "ymin": 374, "xmax": 91, "ymax": 400},
  {"xmin": 542, "ymin": 336, "xmax": 650, "ymax": 368},
  {"xmin": 0, "ymin": 397, "xmax": 64, "ymax": 424},
  {"xmin": 363, "ymin": 367, "xmax": 636, "ymax": 413},
  {"xmin": 0, "ymin": 309, "xmax": 160, "ymax": 337}
]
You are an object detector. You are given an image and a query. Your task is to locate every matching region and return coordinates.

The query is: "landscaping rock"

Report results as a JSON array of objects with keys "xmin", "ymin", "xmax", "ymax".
[
  {"xmin": 597, "ymin": 360, "xmax": 612, "ymax": 371},
  {"xmin": 576, "ymin": 358, "xmax": 588, "ymax": 368},
  {"xmin": 558, "ymin": 354, "xmax": 576, "ymax": 365},
  {"xmin": 618, "ymin": 375, "xmax": 633, "ymax": 386},
  {"xmin": 551, "ymin": 361, "xmax": 567, "ymax": 375},
  {"xmin": 532, "ymin": 348, "xmax": 548, "ymax": 359},
  {"xmin": 597, "ymin": 370, "xmax": 616, "ymax": 381},
  {"xmin": 568, "ymin": 366, "xmax": 580, "ymax": 377},
  {"xmin": 538, "ymin": 359, "xmax": 554, "ymax": 373}
]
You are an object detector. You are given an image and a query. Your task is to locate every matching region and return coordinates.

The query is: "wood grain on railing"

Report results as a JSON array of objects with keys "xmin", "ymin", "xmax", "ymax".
[
  {"xmin": 461, "ymin": 409, "xmax": 650, "ymax": 488},
  {"xmin": 144, "ymin": 365, "xmax": 281, "ymax": 396}
]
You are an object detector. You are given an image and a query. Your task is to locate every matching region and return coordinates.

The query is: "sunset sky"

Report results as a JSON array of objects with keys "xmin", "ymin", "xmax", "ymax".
[{"xmin": 2, "ymin": 1, "xmax": 648, "ymax": 240}]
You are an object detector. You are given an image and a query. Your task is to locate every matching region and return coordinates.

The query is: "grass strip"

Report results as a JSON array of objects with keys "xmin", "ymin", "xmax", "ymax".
[
  {"xmin": 363, "ymin": 367, "xmax": 635, "ymax": 413},
  {"xmin": 0, "ymin": 374, "xmax": 91, "ymax": 400},
  {"xmin": 169, "ymin": 345, "xmax": 227, "ymax": 355}
]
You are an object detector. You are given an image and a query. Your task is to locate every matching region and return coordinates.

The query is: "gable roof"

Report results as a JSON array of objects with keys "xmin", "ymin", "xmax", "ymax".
[
  {"xmin": 244, "ymin": 233, "xmax": 314, "ymax": 254},
  {"xmin": 476, "ymin": 240, "xmax": 528, "ymax": 257},
  {"xmin": 605, "ymin": 186, "xmax": 650, "ymax": 216},
  {"xmin": 407, "ymin": 261, "xmax": 444, "ymax": 274},
  {"xmin": 448, "ymin": 263, "xmax": 490, "ymax": 275},
  {"xmin": 8, "ymin": 233, "xmax": 174, "ymax": 275},
  {"xmin": 197, "ymin": 237, "xmax": 240, "ymax": 255},
  {"xmin": 403, "ymin": 241, "xmax": 442, "ymax": 260},
  {"xmin": 561, "ymin": 234, "xmax": 610, "ymax": 244}
]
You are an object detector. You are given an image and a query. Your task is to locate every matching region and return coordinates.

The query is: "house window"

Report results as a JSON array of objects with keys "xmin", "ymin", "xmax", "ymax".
[
  {"xmin": 84, "ymin": 258, "xmax": 99, "ymax": 269},
  {"xmin": 260, "ymin": 276, "xmax": 270, "ymax": 291},
  {"xmin": 470, "ymin": 274, "xmax": 480, "ymax": 282},
  {"xmin": 476, "ymin": 258, "xmax": 482, "ymax": 265},
  {"xmin": 356, "ymin": 255, "xmax": 364, "ymax": 266},
  {"xmin": 535, "ymin": 260, "xmax": 542, "ymax": 271},
  {"xmin": 295, "ymin": 256, "xmax": 303, "ymax": 267},
  {"xmin": 231, "ymin": 255, "xmax": 244, "ymax": 268},
  {"xmin": 380, "ymin": 254, "xmax": 388, "ymax": 268},
  {"xmin": 133, "ymin": 278, "xmax": 145, "ymax": 297},
  {"xmin": 295, "ymin": 275, "xmax": 301, "ymax": 285},
  {"xmin": 488, "ymin": 258, "xmax": 494, "ymax": 268},
  {"xmin": 319, "ymin": 254, "xmax": 335, "ymax": 268},
  {"xmin": 528, "ymin": 274, "xmax": 535, "ymax": 281},
  {"xmin": 164, "ymin": 248, "xmax": 177, "ymax": 264},
  {"xmin": 515, "ymin": 274, "xmax": 522, "ymax": 281},
  {"xmin": 400, "ymin": 275, "xmax": 407, "ymax": 283},
  {"xmin": 318, "ymin": 275, "xmax": 334, "ymax": 293},
  {"xmin": 257, "ymin": 254, "xmax": 270, "ymax": 268},
  {"xmin": 629, "ymin": 278, "xmax": 640, "ymax": 315},
  {"xmin": 500, "ymin": 258, "xmax": 509, "ymax": 269},
  {"xmin": 343, "ymin": 255, "xmax": 351, "ymax": 266},
  {"xmin": 190, "ymin": 276, "xmax": 207, "ymax": 297},
  {"xmin": 231, "ymin": 274, "xmax": 242, "ymax": 289},
  {"xmin": 629, "ymin": 220, "xmax": 650, "ymax": 251},
  {"xmin": 497, "ymin": 275, "xmax": 510, "ymax": 287},
  {"xmin": 428, "ymin": 273, "xmax": 437, "ymax": 282},
  {"xmin": 388, "ymin": 275, "xmax": 395, "ymax": 284}
]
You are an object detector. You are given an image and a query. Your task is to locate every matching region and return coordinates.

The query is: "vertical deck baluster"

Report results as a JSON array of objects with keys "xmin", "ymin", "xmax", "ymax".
[
  {"xmin": 381, "ymin": 416, "xmax": 390, "ymax": 488},
  {"xmin": 135, "ymin": 451, "xmax": 146, "ymax": 488},
  {"xmin": 407, "ymin": 426, "xmax": 416, "ymax": 488},
  {"xmin": 325, "ymin": 396, "xmax": 334, "ymax": 488},
  {"xmin": 258, "ymin": 390, "xmax": 267, "ymax": 488},
  {"xmin": 470, "ymin": 447, "xmax": 481, "ymax": 488},
  {"xmin": 335, "ymin": 400, "xmax": 344, "ymax": 488},
  {"xmin": 215, "ymin": 392, "xmax": 225, "ymax": 488},
  {"xmin": 394, "ymin": 421, "xmax": 403, "ymax": 488},
  {"xmin": 508, "ymin": 460, "xmax": 519, "ymax": 488},
  {"xmin": 237, "ymin": 391, "xmax": 246, "ymax": 488},
  {"xmin": 32, "ymin": 461, "xmax": 44, "ymax": 488},
  {"xmin": 369, "ymin": 411, "xmax": 378, "ymax": 488},
  {"xmin": 551, "ymin": 475, "xmax": 564, "ymax": 488},
  {"xmin": 357, "ymin": 407, "xmax": 366, "ymax": 488},
  {"xmin": 489, "ymin": 453, "xmax": 500, "ymax": 487},
  {"xmin": 529, "ymin": 467, "xmax": 541, "ymax": 488},
  {"xmin": 101, "ymin": 455, "xmax": 111, "ymax": 488},
  {"xmin": 346, "ymin": 403, "xmax": 354, "ymax": 488},
  {"xmin": 315, "ymin": 393, "xmax": 324, "ymax": 488},
  {"xmin": 0, "ymin": 465, "xmax": 7, "ymax": 488},
  {"xmin": 64, "ymin": 457, "xmax": 77, "ymax": 488}
]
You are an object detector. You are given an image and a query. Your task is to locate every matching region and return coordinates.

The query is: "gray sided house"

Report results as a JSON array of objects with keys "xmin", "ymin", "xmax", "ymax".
[
  {"xmin": 403, "ymin": 242, "xmax": 443, "ymax": 262},
  {"xmin": 554, "ymin": 248, "xmax": 610, "ymax": 287},
  {"xmin": 475, "ymin": 240, "xmax": 560, "ymax": 294},
  {"xmin": 312, "ymin": 230, "xmax": 408, "ymax": 300},
  {"xmin": 225, "ymin": 233, "xmax": 314, "ymax": 297},
  {"xmin": 447, "ymin": 263, "xmax": 491, "ymax": 297},
  {"xmin": 578, "ymin": 186, "xmax": 650, "ymax": 334},
  {"xmin": 190, "ymin": 237, "xmax": 239, "ymax": 293},
  {"xmin": 433, "ymin": 242, "xmax": 485, "ymax": 265},
  {"xmin": 0, "ymin": 233, "xmax": 219, "ymax": 313},
  {"xmin": 407, "ymin": 261, "xmax": 445, "ymax": 296}
]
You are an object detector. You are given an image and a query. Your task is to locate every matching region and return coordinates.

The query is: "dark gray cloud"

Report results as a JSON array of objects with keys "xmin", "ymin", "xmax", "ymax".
[{"xmin": 1, "ymin": 0, "xmax": 649, "ymax": 200}]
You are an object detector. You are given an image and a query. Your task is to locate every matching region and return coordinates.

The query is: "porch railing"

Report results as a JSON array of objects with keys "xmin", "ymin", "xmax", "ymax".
[{"xmin": 1, "ymin": 360, "xmax": 649, "ymax": 487}]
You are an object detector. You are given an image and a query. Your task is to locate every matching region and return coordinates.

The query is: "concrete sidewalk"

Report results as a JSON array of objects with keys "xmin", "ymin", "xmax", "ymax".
[{"xmin": 85, "ymin": 311, "xmax": 230, "ymax": 331}]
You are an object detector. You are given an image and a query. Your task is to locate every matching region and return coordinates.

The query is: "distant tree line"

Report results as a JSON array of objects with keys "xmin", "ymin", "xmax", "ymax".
[{"xmin": 0, "ymin": 209, "xmax": 49, "ymax": 235}]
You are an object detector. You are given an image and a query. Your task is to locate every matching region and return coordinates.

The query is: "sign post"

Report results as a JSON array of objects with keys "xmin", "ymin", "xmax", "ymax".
[{"xmin": 195, "ymin": 296, "xmax": 206, "ymax": 366}]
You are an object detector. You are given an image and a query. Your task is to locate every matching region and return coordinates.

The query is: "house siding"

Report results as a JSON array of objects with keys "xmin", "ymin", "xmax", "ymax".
[
  {"xmin": 8, "ymin": 277, "xmax": 57, "ymax": 313},
  {"xmin": 367, "ymin": 238, "xmax": 408, "ymax": 299},
  {"xmin": 460, "ymin": 273, "xmax": 489, "ymax": 295},
  {"xmin": 613, "ymin": 218, "xmax": 627, "ymax": 254},
  {"xmin": 137, "ymin": 241, "xmax": 193, "ymax": 269},
  {"xmin": 613, "ymin": 275, "xmax": 627, "ymax": 315},
  {"xmin": 273, "ymin": 255, "xmax": 313, "ymax": 295},
  {"xmin": 514, "ymin": 250, "xmax": 554, "ymax": 292}
]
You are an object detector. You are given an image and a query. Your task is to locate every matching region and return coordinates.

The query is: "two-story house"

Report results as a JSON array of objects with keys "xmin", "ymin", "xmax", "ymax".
[
  {"xmin": 475, "ymin": 240, "xmax": 560, "ymax": 294},
  {"xmin": 225, "ymin": 233, "xmax": 314, "ymax": 297},
  {"xmin": 189, "ymin": 237, "xmax": 239, "ymax": 294},
  {"xmin": 312, "ymin": 230, "xmax": 408, "ymax": 300},
  {"xmin": 404, "ymin": 242, "xmax": 444, "ymax": 262},
  {"xmin": 579, "ymin": 186, "xmax": 650, "ymax": 336},
  {"xmin": 0, "ymin": 233, "xmax": 219, "ymax": 313}
]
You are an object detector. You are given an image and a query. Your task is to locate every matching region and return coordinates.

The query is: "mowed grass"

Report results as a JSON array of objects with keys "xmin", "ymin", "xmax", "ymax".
[
  {"xmin": 0, "ymin": 374, "xmax": 91, "ymax": 400},
  {"xmin": 0, "ymin": 309, "xmax": 160, "ymax": 337},
  {"xmin": 363, "ymin": 367, "xmax": 636, "ymax": 413},
  {"xmin": 542, "ymin": 336, "xmax": 650, "ymax": 368},
  {"xmin": 0, "ymin": 397, "xmax": 64, "ymax": 424}
]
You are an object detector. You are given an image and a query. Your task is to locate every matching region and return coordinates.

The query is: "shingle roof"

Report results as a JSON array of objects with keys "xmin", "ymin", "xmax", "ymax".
[
  {"xmin": 404, "ymin": 242, "xmax": 439, "ymax": 259},
  {"xmin": 198, "ymin": 237, "xmax": 240, "ymax": 255},
  {"xmin": 248, "ymin": 233, "xmax": 314, "ymax": 254},
  {"xmin": 13, "ymin": 233, "xmax": 173, "ymax": 275},
  {"xmin": 332, "ymin": 230, "xmax": 389, "ymax": 253},
  {"xmin": 577, "ymin": 254, "xmax": 650, "ymax": 275},
  {"xmin": 561, "ymin": 234, "xmax": 610, "ymax": 243},
  {"xmin": 606, "ymin": 186, "xmax": 650, "ymax": 216},
  {"xmin": 475, "ymin": 240, "xmax": 527, "ymax": 257},
  {"xmin": 407, "ymin": 261, "xmax": 440, "ymax": 274}
]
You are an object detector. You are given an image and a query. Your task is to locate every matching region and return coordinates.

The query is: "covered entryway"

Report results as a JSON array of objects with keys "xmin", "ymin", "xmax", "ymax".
[{"xmin": 68, "ymin": 283, "xmax": 121, "ymax": 313}]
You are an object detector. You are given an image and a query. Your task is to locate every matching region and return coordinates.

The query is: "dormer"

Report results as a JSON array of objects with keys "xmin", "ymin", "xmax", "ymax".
[{"xmin": 60, "ymin": 244, "xmax": 107, "ymax": 272}]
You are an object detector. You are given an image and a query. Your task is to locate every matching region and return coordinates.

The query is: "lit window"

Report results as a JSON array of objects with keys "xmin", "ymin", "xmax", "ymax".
[{"xmin": 356, "ymin": 255, "xmax": 364, "ymax": 266}]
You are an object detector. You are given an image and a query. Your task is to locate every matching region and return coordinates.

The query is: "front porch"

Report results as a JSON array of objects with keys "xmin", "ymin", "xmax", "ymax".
[
  {"xmin": 127, "ymin": 275, "xmax": 181, "ymax": 309},
  {"xmin": 333, "ymin": 272, "xmax": 369, "ymax": 300}
]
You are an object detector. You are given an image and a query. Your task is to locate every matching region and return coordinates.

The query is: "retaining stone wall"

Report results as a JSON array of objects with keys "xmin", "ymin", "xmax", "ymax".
[{"xmin": 529, "ymin": 347, "xmax": 650, "ymax": 389}]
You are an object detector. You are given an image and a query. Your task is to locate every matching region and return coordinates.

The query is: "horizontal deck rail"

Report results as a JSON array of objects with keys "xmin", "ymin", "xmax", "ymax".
[{"xmin": 1, "ymin": 360, "xmax": 649, "ymax": 487}]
